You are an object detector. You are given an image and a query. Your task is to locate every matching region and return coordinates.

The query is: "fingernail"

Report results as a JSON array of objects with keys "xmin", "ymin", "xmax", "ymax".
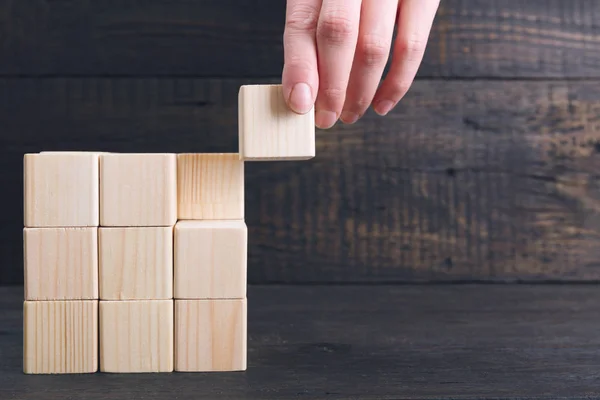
[
  {"xmin": 374, "ymin": 100, "xmax": 395, "ymax": 116},
  {"xmin": 340, "ymin": 111, "xmax": 359, "ymax": 124},
  {"xmin": 288, "ymin": 83, "xmax": 313, "ymax": 114},
  {"xmin": 315, "ymin": 110, "xmax": 338, "ymax": 129}
]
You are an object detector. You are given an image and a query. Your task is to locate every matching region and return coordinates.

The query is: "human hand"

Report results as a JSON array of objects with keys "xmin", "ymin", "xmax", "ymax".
[{"xmin": 281, "ymin": 0, "xmax": 440, "ymax": 129}]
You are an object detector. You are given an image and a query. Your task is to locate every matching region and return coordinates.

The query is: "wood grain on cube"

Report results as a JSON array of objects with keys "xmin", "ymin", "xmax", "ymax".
[
  {"xmin": 99, "ymin": 300, "xmax": 173, "ymax": 373},
  {"xmin": 24, "ymin": 227, "xmax": 98, "ymax": 300},
  {"xmin": 23, "ymin": 300, "xmax": 98, "ymax": 374},
  {"xmin": 177, "ymin": 153, "xmax": 244, "ymax": 220},
  {"xmin": 175, "ymin": 299, "xmax": 247, "ymax": 372},
  {"xmin": 174, "ymin": 220, "xmax": 246, "ymax": 299},
  {"xmin": 24, "ymin": 152, "xmax": 99, "ymax": 227},
  {"xmin": 99, "ymin": 227, "xmax": 173, "ymax": 300},
  {"xmin": 100, "ymin": 153, "xmax": 177, "ymax": 227},
  {"xmin": 238, "ymin": 84, "xmax": 315, "ymax": 161}
]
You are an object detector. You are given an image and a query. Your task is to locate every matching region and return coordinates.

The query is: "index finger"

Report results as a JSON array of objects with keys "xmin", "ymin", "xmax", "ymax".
[{"xmin": 282, "ymin": 0, "xmax": 323, "ymax": 114}]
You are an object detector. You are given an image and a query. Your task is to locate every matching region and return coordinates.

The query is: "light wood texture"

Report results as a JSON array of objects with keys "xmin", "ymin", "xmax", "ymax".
[
  {"xmin": 99, "ymin": 227, "xmax": 173, "ymax": 300},
  {"xmin": 174, "ymin": 220, "xmax": 247, "ymax": 299},
  {"xmin": 175, "ymin": 299, "xmax": 247, "ymax": 372},
  {"xmin": 238, "ymin": 84, "xmax": 315, "ymax": 161},
  {"xmin": 177, "ymin": 153, "xmax": 244, "ymax": 220},
  {"xmin": 100, "ymin": 153, "xmax": 177, "ymax": 227},
  {"xmin": 23, "ymin": 300, "xmax": 98, "ymax": 374},
  {"xmin": 24, "ymin": 227, "xmax": 98, "ymax": 300},
  {"xmin": 24, "ymin": 152, "xmax": 99, "ymax": 227},
  {"xmin": 99, "ymin": 300, "xmax": 174, "ymax": 373}
]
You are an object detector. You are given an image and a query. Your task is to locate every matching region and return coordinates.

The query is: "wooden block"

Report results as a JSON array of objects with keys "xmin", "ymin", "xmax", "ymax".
[
  {"xmin": 238, "ymin": 84, "xmax": 315, "ymax": 161},
  {"xmin": 100, "ymin": 153, "xmax": 177, "ymax": 226},
  {"xmin": 177, "ymin": 153, "xmax": 244, "ymax": 220},
  {"xmin": 24, "ymin": 152, "xmax": 99, "ymax": 227},
  {"xmin": 174, "ymin": 220, "xmax": 246, "ymax": 299},
  {"xmin": 99, "ymin": 300, "xmax": 174, "ymax": 373},
  {"xmin": 23, "ymin": 300, "xmax": 98, "ymax": 374},
  {"xmin": 175, "ymin": 299, "xmax": 247, "ymax": 372},
  {"xmin": 99, "ymin": 227, "xmax": 173, "ymax": 300},
  {"xmin": 24, "ymin": 227, "xmax": 98, "ymax": 300}
]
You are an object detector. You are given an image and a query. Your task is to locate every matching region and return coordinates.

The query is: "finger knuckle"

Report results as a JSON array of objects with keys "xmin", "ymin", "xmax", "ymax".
[
  {"xmin": 318, "ymin": 13, "xmax": 356, "ymax": 45},
  {"xmin": 285, "ymin": 56, "xmax": 314, "ymax": 74},
  {"xmin": 286, "ymin": 4, "xmax": 319, "ymax": 32},
  {"xmin": 355, "ymin": 97, "xmax": 372, "ymax": 111},
  {"xmin": 347, "ymin": 97, "xmax": 372, "ymax": 114},
  {"xmin": 321, "ymin": 87, "xmax": 346, "ymax": 104},
  {"xmin": 388, "ymin": 81, "xmax": 411, "ymax": 100},
  {"xmin": 358, "ymin": 34, "xmax": 390, "ymax": 67},
  {"xmin": 397, "ymin": 35, "xmax": 426, "ymax": 61}
]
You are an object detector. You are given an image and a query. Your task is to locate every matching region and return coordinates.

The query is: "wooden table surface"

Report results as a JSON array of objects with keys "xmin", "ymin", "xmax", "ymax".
[{"xmin": 1, "ymin": 284, "xmax": 599, "ymax": 399}]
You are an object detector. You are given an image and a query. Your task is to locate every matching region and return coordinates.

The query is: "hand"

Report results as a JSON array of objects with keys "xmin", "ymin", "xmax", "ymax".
[{"xmin": 281, "ymin": 0, "xmax": 440, "ymax": 129}]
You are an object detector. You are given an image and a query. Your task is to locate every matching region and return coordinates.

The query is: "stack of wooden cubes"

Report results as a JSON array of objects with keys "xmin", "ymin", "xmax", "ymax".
[
  {"xmin": 23, "ymin": 151, "xmax": 101, "ymax": 374},
  {"xmin": 98, "ymin": 153, "xmax": 177, "ymax": 373},
  {"xmin": 22, "ymin": 84, "xmax": 315, "ymax": 374},
  {"xmin": 174, "ymin": 153, "xmax": 247, "ymax": 372}
]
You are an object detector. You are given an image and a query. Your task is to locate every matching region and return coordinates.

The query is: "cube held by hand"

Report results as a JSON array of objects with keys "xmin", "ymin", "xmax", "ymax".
[{"xmin": 238, "ymin": 84, "xmax": 315, "ymax": 161}]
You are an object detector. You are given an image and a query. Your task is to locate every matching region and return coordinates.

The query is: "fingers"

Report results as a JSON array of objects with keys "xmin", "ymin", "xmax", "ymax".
[
  {"xmin": 282, "ymin": 0, "xmax": 323, "ymax": 115},
  {"xmin": 314, "ymin": 0, "xmax": 362, "ymax": 129},
  {"xmin": 282, "ymin": 0, "xmax": 439, "ymax": 125},
  {"xmin": 340, "ymin": 0, "xmax": 398, "ymax": 124},
  {"xmin": 372, "ymin": 0, "xmax": 440, "ymax": 116}
]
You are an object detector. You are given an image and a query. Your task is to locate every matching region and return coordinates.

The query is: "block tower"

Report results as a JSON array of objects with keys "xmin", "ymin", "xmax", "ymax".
[{"xmin": 22, "ymin": 84, "xmax": 315, "ymax": 374}]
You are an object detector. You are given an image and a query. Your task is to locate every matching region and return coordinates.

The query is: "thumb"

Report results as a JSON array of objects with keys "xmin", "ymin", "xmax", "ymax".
[{"xmin": 282, "ymin": 0, "xmax": 321, "ymax": 114}]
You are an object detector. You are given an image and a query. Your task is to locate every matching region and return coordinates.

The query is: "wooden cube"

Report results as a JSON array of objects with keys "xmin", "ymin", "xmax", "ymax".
[
  {"xmin": 175, "ymin": 299, "xmax": 247, "ymax": 372},
  {"xmin": 99, "ymin": 300, "xmax": 174, "ymax": 373},
  {"xmin": 100, "ymin": 153, "xmax": 177, "ymax": 227},
  {"xmin": 177, "ymin": 153, "xmax": 244, "ymax": 220},
  {"xmin": 24, "ymin": 227, "xmax": 98, "ymax": 300},
  {"xmin": 99, "ymin": 227, "xmax": 173, "ymax": 300},
  {"xmin": 23, "ymin": 300, "xmax": 98, "ymax": 374},
  {"xmin": 174, "ymin": 220, "xmax": 246, "ymax": 299},
  {"xmin": 238, "ymin": 84, "xmax": 315, "ymax": 161},
  {"xmin": 24, "ymin": 152, "xmax": 99, "ymax": 227}
]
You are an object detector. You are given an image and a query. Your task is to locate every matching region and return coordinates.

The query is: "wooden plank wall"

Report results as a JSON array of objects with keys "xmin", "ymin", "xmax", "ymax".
[{"xmin": 2, "ymin": 0, "xmax": 600, "ymax": 284}]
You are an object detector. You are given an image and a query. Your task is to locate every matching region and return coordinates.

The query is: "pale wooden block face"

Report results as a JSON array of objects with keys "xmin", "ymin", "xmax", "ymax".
[
  {"xmin": 174, "ymin": 220, "xmax": 247, "ymax": 299},
  {"xmin": 100, "ymin": 154, "xmax": 177, "ymax": 226},
  {"xmin": 23, "ymin": 300, "xmax": 98, "ymax": 374},
  {"xmin": 24, "ymin": 227, "xmax": 98, "ymax": 300},
  {"xmin": 175, "ymin": 299, "xmax": 247, "ymax": 372},
  {"xmin": 24, "ymin": 152, "xmax": 100, "ymax": 227},
  {"xmin": 238, "ymin": 84, "xmax": 315, "ymax": 161},
  {"xmin": 99, "ymin": 300, "xmax": 174, "ymax": 373},
  {"xmin": 177, "ymin": 153, "xmax": 244, "ymax": 220},
  {"xmin": 99, "ymin": 227, "xmax": 173, "ymax": 300}
]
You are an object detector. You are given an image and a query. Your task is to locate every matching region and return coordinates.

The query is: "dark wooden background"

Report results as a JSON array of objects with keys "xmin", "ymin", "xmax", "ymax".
[{"xmin": 2, "ymin": 0, "xmax": 600, "ymax": 285}]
